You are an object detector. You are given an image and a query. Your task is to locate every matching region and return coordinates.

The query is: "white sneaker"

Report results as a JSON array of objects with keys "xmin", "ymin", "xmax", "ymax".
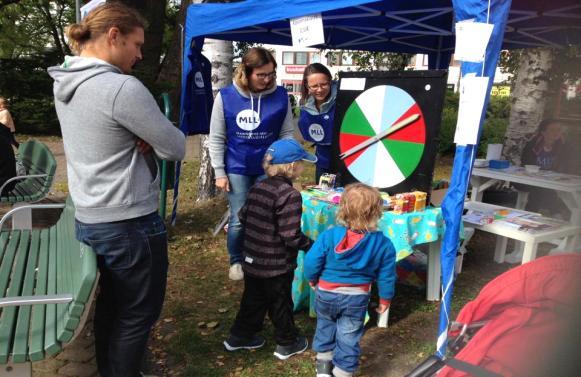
[{"xmin": 229, "ymin": 263, "xmax": 244, "ymax": 280}]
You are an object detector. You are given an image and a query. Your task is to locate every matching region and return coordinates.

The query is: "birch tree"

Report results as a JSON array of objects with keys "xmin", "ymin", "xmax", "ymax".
[
  {"xmin": 503, "ymin": 47, "xmax": 554, "ymax": 165},
  {"xmin": 196, "ymin": 37, "xmax": 233, "ymax": 201}
]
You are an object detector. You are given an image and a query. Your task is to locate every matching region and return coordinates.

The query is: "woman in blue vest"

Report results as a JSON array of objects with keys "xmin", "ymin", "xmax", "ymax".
[
  {"xmin": 298, "ymin": 63, "xmax": 337, "ymax": 183},
  {"xmin": 209, "ymin": 47, "xmax": 295, "ymax": 281}
]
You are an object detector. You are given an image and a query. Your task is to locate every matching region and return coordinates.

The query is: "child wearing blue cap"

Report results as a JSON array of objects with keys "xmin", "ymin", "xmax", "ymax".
[{"xmin": 224, "ymin": 139, "xmax": 316, "ymax": 360}]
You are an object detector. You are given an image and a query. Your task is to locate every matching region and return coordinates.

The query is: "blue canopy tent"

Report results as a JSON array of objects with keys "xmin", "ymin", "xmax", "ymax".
[{"xmin": 181, "ymin": 0, "xmax": 581, "ymax": 359}]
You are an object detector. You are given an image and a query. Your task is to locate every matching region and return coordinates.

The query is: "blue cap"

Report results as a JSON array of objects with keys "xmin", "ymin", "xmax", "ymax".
[{"xmin": 266, "ymin": 139, "xmax": 317, "ymax": 164}]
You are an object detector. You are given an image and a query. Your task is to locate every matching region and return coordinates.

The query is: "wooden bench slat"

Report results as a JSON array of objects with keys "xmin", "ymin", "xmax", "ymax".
[
  {"xmin": 56, "ymin": 219, "xmax": 74, "ymax": 342},
  {"xmin": 63, "ymin": 210, "xmax": 83, "ymax": 325},
  {"xmin": 12, "ymin": 231, "xmax": 42, "ymax": 363},
  {"xmin": 0, "ymin": 231, "xmax": 22, "ymax": 298},
  {"xmin": 1, "ymin": 197, "xmax": 98, "ymax": 365},
  {"xmin": 43, "ymin": 227, "xmax": 61, "ymax": 356},
  {"xmin": 29, "ymin": 229, "xmax": 50, "ymax": 362},
  {"xmin": 0, "ymin": 230, "xmax": 30, "ymax": 364},
  {"xmin": 0, "ymin": 232, "xmax": 9, "ymax": 260}
]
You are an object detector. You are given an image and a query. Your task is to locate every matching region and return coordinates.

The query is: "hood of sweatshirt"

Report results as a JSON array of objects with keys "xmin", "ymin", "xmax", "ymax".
[
  {"xmin": 48, "ymin": 56, "xmax": 122, "ymax": 104},
  {"xmin": 330, "ymin": 227, "xmax": 385, "ymax": 270}
]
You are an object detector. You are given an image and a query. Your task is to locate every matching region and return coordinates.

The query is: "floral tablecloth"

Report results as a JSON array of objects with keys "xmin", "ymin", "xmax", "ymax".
[{"xmin": 292, "ymin": 191, "xmax": 445, "ymax": 315}]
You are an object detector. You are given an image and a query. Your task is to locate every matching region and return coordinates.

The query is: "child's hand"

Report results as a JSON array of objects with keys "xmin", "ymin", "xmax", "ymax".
[
  {"xmin": 376, "ymin": 303, "xmax": 390, "ymax": 314},
  {"xmin": 308, "ymin": 281, "xmax": 317, "ymax": 289}
]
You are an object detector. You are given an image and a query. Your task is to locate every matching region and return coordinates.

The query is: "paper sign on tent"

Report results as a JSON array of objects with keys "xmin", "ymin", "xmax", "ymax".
[
  {"xmin": 290, "ymin": 13, "xmax": 325, "ymax": 47},
  {"xmin": 454, "ymin": 20, "xmax": 494, "ymax": 63},
  {"xmin": 454, "ymin": 76, "xmax": 490, "ymax": 145},
  {"xmin": 81, "ymin": 0, "xmax": 106, "ymax": 20},
  {"xmin": 340, "ymin": 78, "xmax": 366, "ymax": 91}
]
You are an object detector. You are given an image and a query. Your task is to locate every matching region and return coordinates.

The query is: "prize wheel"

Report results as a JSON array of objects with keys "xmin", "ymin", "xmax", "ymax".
[{"xmin": 339, "ymin": 85, "xmax": 426, "ymax": 189}]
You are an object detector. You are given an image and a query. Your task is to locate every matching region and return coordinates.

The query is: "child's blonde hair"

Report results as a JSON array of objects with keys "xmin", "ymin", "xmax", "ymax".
[
  {"xmin": 262, "ymin": 153, "xmax": 299, "ymax": 179},
  {"xmin": 337, "ymin": 183, "xmax": 383, "ymax": 231},
  {"xmin": 0, "ymin": 97, "xmax": 7, "ymax": 108}
]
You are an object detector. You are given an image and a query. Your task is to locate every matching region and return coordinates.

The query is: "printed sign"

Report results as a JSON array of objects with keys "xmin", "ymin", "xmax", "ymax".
[
  {"xmin": 290, "ymin": 13, "xmax": 325, "ymax": 47},
  {"xmin": 308, "ymin": 124, "xmax": 325, "ymax": 142},
  {"xmin": 236, "ymin": 109, "xmax": 261, "ymax": 131},
  {"xmin": 454, "ymin": 76, "xmax": 490, "ymax": 145},
  {"xmin": 194, "ymin": 72, "xmax": 204, "ymax": 88},
  {"xmin": 454, "ymin": 20, "xmax": 494, "ymax": 63},
  {"xmin": 285, "ymin": 66, "xmax": 306, "ymax": 74}
]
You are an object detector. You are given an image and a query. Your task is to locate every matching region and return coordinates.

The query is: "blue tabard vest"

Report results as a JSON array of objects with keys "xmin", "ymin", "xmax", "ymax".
[
  {"xmin": 298, "ymin": 103, "xmax": 335, "ymax": 169},
  {"xmin": 221, "ymin": 85, "xmax": 288, "ymax": 175}
]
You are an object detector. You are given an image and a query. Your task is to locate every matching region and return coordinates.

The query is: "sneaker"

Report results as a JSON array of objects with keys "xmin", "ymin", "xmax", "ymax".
[
  {"xmin": 223, "ymin": 334, "xmax": 265, "ymax": 351},
  {"xmin": 273, "ymin": 336, "xmax": 308, "ymax": 360},
  {"xmin": 316, "ymin": 359, "xmax": 333, "ymax": 377},
  {"xmin": 229, "ymin": 263, "xmax": 244, "ymax": 280}
]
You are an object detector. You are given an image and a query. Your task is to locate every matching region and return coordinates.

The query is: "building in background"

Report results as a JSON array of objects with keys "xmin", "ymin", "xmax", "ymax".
[{"xmin": 266, "ymin": 44, "xmax": 512, "ymax": 101}]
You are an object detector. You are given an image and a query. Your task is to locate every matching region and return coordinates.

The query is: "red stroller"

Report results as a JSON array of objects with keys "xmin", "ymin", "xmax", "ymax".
[{"xmin": 407, "ymin": 253, "xmax": 581, "ymax": 377}]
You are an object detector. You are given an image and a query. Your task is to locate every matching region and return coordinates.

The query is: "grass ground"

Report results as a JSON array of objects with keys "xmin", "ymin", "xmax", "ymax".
[
  {"xmin": 144, "ymin": 155, "xmax": 514, "ymax": 377},
  {"xmin": 2, "ymin": 137, "xmax": 516, "ymax": 377}
]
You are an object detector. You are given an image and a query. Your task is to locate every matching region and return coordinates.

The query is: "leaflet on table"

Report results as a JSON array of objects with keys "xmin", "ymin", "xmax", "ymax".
[
  {"xmin": 496, "ymin": 216, "xmax": 562, "ymax": 233},
  {"xmin": 463, "ymin": 208, "xmax": 529, "ymax": 225},
  {"xmin": 465, "ymin": 210, "xmax": 566, "ymax": 233}
]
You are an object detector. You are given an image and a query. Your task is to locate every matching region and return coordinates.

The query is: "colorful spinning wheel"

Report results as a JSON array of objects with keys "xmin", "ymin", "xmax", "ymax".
[{"xmin": 339, "ymin": 85, "xmax": 426, "ymax": 188}]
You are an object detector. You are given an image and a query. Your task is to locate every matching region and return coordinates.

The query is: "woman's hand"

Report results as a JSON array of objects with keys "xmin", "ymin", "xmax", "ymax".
[{"xmin": 215, "ymin": 176, "xmax": 230, "ymax": 192}]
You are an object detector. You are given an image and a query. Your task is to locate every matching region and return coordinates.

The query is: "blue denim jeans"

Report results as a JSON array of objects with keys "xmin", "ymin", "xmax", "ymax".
[
  {"xmin": 312, "ymin": 289, "xmax": 370, "ymax": 373},
  {"xmin": 75, "ymin": 212, "xmax": 168, "ymax": 377},
  {"xmin": 226, "ymin": 173, "xmax": 265, "ymax": 265}
]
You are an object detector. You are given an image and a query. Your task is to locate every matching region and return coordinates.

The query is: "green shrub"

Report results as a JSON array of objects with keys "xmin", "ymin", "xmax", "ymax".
[
  {"xmin": 11, "ymin": 97, "xmax": 59, "ymax": 135},
  {"xmin": 0, "ymin": 52, "xmax": 61, "ymax": 135},
  {"xmin": 437, "ymin": 92, "xmax": 510, "ymax": 156}
]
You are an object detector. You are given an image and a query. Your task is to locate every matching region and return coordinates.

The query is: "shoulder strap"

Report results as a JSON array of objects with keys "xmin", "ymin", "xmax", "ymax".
[{"xmin": 444, "ymin": 358, "xmax": 502, "ymax": 377}]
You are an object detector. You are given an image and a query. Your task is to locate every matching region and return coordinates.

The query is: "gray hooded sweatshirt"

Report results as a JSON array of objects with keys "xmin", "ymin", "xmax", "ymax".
[{"xmin": 48, "ymin": 56, "xmax": 185, "ymax": 223}]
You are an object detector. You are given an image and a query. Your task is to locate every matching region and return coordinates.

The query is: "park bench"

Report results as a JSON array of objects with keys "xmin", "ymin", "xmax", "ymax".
[
  {"xmin": 0, "ymin": 141, "xmax": 57, "ymax": 204},
  {"xmin": 462, "ymin": 201, "xmax": 581, "ymax": 264},
  {"xmin": 0, "ymin": 198, "xmax": 98, "ymax": 376}
]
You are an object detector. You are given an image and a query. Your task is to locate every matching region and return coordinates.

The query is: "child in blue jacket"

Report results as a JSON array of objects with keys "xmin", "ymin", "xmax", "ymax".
[{"xmin": 304, "ymin": 183, "xmax": 396, "ymax": 377}]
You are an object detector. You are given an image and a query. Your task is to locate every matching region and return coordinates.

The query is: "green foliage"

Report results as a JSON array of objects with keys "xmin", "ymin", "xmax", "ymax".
[
  {"xmin": 498, "ymin": 49, "xmax": 522, "ymax": 86},
  {"xmin": 0, "ymin": 0, "xmax": 73, "ymax": 59},
  {"xmin": 349, "ymin": 51, "xmax": 413, "ymax": 71},
  {"xmin": 437, "ymin": 92, "xmax": 510, "ymax": 157},
  {"xmin": 0, "ymin": 52, "xmax": 62, "ymax": 135}
]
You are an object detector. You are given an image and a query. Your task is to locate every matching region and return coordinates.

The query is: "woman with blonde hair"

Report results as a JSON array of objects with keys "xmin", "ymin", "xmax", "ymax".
[
  {"xmin": 209, "ymin": 46, "xmax": 295, "ymax": 281},
  {"xmin": 48, "ymin": 3, "xmax": 185, "ymax": 376}
]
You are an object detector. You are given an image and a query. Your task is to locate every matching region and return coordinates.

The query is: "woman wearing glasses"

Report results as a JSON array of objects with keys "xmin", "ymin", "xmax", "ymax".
[
  {"xmin": 298, "ymin": 63, "xmax": 337, "ymax": 182},
  {"xmin": 209, "ymin": 47, "xmax": 296, "ymax": 281}
]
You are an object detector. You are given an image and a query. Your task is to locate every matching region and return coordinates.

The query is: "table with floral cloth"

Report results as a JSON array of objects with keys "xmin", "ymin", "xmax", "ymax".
[{"xmin": 292, "ymin": 191, "xmax": 446, "ymax": 316}]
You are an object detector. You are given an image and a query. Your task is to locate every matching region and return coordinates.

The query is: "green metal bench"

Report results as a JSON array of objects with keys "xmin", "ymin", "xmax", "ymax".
[
  {"xmin": 0, "ymin": 198, "xmax": 98, "ymax": 376},
  {"xmin": 0, "ymin": 141, "xmax": 57, "ymax": 204}
]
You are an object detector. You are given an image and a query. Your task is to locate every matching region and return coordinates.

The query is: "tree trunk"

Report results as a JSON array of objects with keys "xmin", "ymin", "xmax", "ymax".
[
  {"xmin": 196, "ymin": 38, "xmax": 233, "ymax": 201},
  {"xmin": 120, "ymin": 0, "xmax": 167, "ymax": 89},
  {"xmin": 503, "ymin": 47, "xmax": 554, "ymax": 165},
  {"xmin": 156, "ymin": 0, "xmax": 188, "ymax": 123}
]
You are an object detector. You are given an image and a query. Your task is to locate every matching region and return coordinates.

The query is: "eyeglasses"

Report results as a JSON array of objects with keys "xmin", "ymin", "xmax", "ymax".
[
  {"xmin": 254, "ymin": 71, "xmax": 277, "ymax": 80},
  {"xmin": 308, "ymin": 82, "xmax": 330, "ymax": 91}
]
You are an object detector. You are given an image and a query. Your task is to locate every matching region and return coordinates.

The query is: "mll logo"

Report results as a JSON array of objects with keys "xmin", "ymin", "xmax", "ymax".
[
  {"xmin": 308, "ymin": 123, "xmax": 325, "ymax": 142},
  {"xmin": 194, "ymin": 72, "xmax": 204, "ymax": 88},
  {"xmin": 236, "ymin": 109, "xmax": 261, "ymax": 131}
]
